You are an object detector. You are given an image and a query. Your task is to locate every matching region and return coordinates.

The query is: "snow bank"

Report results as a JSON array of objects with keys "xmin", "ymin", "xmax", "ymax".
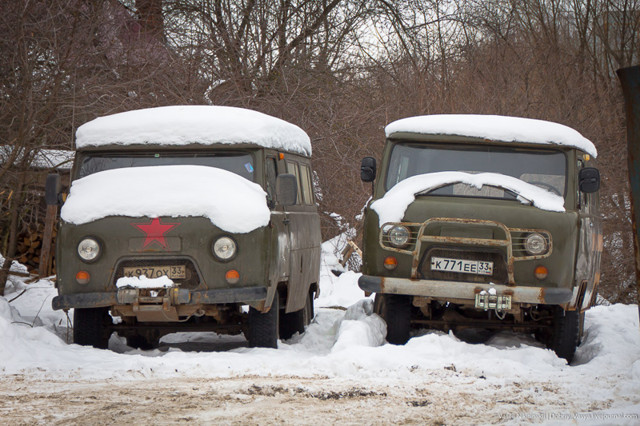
[
  {"xmin": 386, "ymin": 114, "xmax": 597, "ymax": 157},
  {"xmin": 371, "ymin": 171, "xmax": 565, "ymax": 226},
  {"xmin": 317, "ymin": 235, "xmax": 369, "ymax": 308},
  {"xmin": 1, "ymin": 254, "xmax": 639, "ymax": 417},
  {"xmin": 76, "ymin": 105, "xmax": 312, "ymax": 156},
  {"xmin": 332, "ymin": 299, "xmax": 386, "ymax": 351},
  {"xmin": 60, "ymin": 165, "xmax": 270, "ymax": 233}
]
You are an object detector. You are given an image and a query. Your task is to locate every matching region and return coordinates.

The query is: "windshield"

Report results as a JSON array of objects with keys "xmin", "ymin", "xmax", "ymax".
[
  {"xmin": 385, "ymin": 143, "xmax": 567, "ymax": 198},
  {"xmin": 77, "ymin": 151, "xmax": 255, "ymax": 181}
]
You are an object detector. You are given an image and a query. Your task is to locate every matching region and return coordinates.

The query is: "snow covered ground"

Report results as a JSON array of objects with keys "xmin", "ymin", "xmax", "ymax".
[{"xmin": 1, "ymin": 244, "xmax": 639, "ymax": 424}]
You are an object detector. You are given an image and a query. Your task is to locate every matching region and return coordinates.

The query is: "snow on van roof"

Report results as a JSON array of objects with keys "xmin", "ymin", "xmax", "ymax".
[
  {"xmin": 371, "ymin": 172, "xmax": 565, "ymax": 226},
  {"xmin": 75, "ymin": 105, "xmax": 312, "ymax": 156},
  {"xmin": 60, "ymin": 165, "xmax": 270, "ymax": 233},
  {"xmin": 385, "ymin": 114, "xmax": 597, "ymax": 157}
]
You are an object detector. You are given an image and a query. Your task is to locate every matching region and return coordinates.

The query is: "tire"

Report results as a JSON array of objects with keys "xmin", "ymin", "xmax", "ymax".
[
  {"xmin": 377, "ymin": 293, "xmax": 411, "ymax": 345},
  {"xmin": 280, "ymin": 290, "xmax": 314, "ymax": 340},
  {"xmin": 549, "ymin": 307, "xmax": 580, "ymax": 363},
  {"xmin": 248, "ymin": 292, "xmax": 280, "ymax": 348},
  {"xmin": 73, "ymin": 307, "xmax": 111, "ymax": 349}
]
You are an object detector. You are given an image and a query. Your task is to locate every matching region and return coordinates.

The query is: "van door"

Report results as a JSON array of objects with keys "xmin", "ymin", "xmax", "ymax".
[
  {"xmin": 284, "ymin": 159, "xmax": 321, "ymax": 313},
  {"xmin": 267, "ymin": 156, "xmax": 290, "ymax": 284}
]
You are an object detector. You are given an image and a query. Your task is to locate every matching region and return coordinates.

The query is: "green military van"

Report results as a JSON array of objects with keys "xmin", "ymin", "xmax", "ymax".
[
  {"xmin": 359, "ymin": 114, "xmax": 601, "ymax": 362},
  {"xmin": 48, "ymin": 105, "xmax": 321, "ymax": 349}
]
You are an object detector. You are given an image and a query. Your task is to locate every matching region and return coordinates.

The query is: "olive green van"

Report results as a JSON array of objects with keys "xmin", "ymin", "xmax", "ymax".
[
  {"xmin": 48, "ymin": 106, "xmax": 321, "ymax": 349},
  {"xmin": 359, "ymin": 114, "xmax": 601, "ymax": 362}
]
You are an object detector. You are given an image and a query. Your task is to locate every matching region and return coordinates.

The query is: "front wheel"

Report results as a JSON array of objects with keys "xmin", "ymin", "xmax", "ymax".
[
  {"xmin": 248, "ymin": 292, "xmax": 280, "ymax": 348},
  {"xmin": 548, "ymin": 307, "xmax": 580, "ymax": 363},
  {"xmin": 376, "ymin": 293, "xmax": 411, "ymax": 345},
  {"xmin": 279, "ymin": 290, "xmax": 314, "ymax": 340},
  {"xmin": 73, "ymin": 307, "xmax": 112, "ymax": 349}
]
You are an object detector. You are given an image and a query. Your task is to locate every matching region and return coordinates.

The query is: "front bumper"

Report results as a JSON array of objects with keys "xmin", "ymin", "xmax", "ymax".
[
  {"xmin": 358, "ymin": 275, "xmax": 572, "ymax": 305},
  {"xmin": 52, "ymin": 286, "xmax": 268, "ymax": 310}
]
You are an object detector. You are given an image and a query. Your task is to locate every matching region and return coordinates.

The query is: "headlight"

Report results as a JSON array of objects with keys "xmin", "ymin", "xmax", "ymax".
[
  {"xmin": 388, "ymin": 225, "xmax": 410, "ymax": 248},
  {"xmin": 77, "ymin": 238, "xmax": 101, "ymax": 262},
  {"xmin": 524, "ymin": 233, "xmax": 547, "ymax": 255},
  {"xmin": 213, "ymin": 236, "xmax": 237, "ymax": 261}
]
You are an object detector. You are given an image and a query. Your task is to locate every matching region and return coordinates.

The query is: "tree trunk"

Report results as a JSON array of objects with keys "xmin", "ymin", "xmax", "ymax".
[{"xmin": 0, "ymin": 172, "xmax": 25, "ymax": 296}]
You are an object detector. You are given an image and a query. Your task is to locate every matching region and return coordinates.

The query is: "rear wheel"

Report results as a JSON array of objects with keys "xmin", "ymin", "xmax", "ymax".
[
  {"xmin": 248, "ymin": 292, "xmax": 280, "ymax": 348},
  {"xmin": 548, "ymin": 307, "xmax": 580, "ymax": 363},
  {"xmin": 73, "ymin": 307, "xmax": 111, "ymax": 349},
  {"xmin": 376, "ymin": 293, "xmax": 411, "ymax": 345}
]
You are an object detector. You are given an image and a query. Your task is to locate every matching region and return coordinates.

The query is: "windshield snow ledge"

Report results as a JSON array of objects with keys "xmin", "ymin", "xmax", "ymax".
[
  {"xmin": 371, "ymin": 172, "xmax": 565, "ymax": 227},
  {"xmin": 61, "ymin": 165, "xmax": 270, "ymax": 233},
  {"xmin": 385, "ymin": 114, "xmax": 597, "ymax": 158}
]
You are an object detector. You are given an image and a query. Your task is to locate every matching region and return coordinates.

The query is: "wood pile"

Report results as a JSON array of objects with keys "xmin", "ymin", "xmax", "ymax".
[{"xmin": 16, "ymin": 224, "xmax": 56, "ymax": 275}]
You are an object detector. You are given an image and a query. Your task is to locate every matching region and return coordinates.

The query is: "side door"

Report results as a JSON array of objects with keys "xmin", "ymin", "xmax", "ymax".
[
  {"xmin": 284, "ymin": 159, "xmax": 321, "ymax": 313},
  {"xmin": 266, "ymin": 155, "xmax": 291, "ymax": 286},
  {"xmin": 579, "ymin": 190, "xmax": 603, "ymax": 311}
]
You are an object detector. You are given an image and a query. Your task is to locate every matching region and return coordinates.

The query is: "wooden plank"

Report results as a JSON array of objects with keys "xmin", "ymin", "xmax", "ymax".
[{"xmin": 39, "ymin": 204, "xmax": 58, "ymax": 277}]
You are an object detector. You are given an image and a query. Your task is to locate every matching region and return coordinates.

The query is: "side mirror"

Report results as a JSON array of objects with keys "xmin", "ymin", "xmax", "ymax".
[
  {"xmin": 45, "ymin": 173, "xmax": 61, "ymax": 205},
  {"xmin": 276, "ymin": 174, "xmax": 297, "ymax": 206},
  {"xmin": 361, "ymin": 157, "xmax": 376, "ymax": 182},
  {"xmin": 579, "ymin": 167, "xmax": 600, "ymax": 193}
]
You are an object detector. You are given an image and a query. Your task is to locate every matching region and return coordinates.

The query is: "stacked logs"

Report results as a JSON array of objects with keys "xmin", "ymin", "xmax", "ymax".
[{"xmin": 15, "ymin": 224, "xmax": 56, "ymax": 275}]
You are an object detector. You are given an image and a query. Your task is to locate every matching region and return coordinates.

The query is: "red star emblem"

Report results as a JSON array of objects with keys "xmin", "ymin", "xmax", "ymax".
[{"xmin": 132, "ymin": 218, "xmax": 180, "ymax": 249}]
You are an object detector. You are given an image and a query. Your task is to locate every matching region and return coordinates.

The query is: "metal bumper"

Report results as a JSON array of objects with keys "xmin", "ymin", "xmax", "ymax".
[
  {"xmin": 358, "ymin": 275, "xmax": 572, "ymax": 305},
  {"xmin": 52, "ymin": 286, "xmax": 268, "ymax": 310}
]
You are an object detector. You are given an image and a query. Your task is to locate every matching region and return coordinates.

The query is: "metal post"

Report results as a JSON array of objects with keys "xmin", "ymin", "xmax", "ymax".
[{"xmin": 616, "ymin": 65, "xmax": 640, "ymax": 320}]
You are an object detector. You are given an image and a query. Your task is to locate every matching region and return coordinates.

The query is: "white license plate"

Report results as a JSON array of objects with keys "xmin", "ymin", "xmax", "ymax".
[
  {"xmin": 123, "ymin": 265, "xmax": 186, "ymax": 279},
  {"xmin": 430, "ymin": 257, "xmax": 493, "ymax": 276}
]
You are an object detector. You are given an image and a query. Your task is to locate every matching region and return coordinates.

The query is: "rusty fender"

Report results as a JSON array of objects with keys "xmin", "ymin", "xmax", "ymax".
[{"xmin": 358, "ymin": 275, "xmax": 572, "ymax": 305}]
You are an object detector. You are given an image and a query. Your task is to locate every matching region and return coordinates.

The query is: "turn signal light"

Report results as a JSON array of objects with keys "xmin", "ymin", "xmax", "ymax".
[
  {"xmin": 383, "ymin": 256, "xmax": 398, "ymax": 271},
  {"xmin": 534, "ymin": 265, "xmax": 548, "ymax": 280},
  {"xmin": 76, "ymin": 271, "xmax": 90, "ymax": 285},
  {"xmin": 225, "ymin": 269, "xmax": 240, "ymax": 284}
]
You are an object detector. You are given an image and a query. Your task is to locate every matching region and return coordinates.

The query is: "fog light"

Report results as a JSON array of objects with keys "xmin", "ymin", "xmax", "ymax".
[
  {"xmin": 383, "ymin": 256, "xmax": 398, "ymax": 271},
  {"xmin": 534, "ymin": 265, "xmax": 548, "ymax": 280},
  {"xmin": 225, "ymin": 269, "xmax": 240, "ymax": 284},
  {"xmin": 76, "ymin": 271, "xmax": 90, "ymax": 285}
]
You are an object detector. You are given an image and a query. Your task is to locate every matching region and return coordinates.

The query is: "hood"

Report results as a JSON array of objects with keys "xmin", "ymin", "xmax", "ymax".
[
  {"xmin": 371, "ymin": 172, "xmax": 565, "ymax": 227},
  {"xmin": 60, "ymin": 165, "xmax": 270, "ymax": 233}
]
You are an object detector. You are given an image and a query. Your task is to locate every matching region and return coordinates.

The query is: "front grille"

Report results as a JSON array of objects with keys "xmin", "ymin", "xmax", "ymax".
[
  {"xmin": 112, "ymin": 257, "xmax": 202, "ymax": 290},
  {"xmin": 419, "ymin": 246, "xmax": 509, "ymax": 284}
]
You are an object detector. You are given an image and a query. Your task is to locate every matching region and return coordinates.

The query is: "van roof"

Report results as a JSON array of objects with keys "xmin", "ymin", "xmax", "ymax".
[
  {"xmin": 75, "ymin": 105, "xmax": 312, "ymax": 156},
  {"xmin": 385, "ymin": 114, "xmax": 597, "ymax": 157}
]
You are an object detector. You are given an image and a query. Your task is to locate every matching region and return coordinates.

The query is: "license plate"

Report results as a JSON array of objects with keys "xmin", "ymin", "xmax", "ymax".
[
  {"xmin": 123, "ymin": 265, "xmax": 186, "ymax": 279},
  {"xmin": 430, "ymin": 257, "xmax": 493, "ymax": 276}
]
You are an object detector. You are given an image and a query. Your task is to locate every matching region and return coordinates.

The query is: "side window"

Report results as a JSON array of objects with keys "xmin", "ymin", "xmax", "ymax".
[
  {"xmin": 299, "ymin": 164, "xmax": 313, "ymax": 205},
  {"xmin": 266, "ymin": 157, "xmax": 277, "ymax": 206},
  {"xmin": 286, "ymin": 161, "xmax": 301, "ymax": 205}
]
